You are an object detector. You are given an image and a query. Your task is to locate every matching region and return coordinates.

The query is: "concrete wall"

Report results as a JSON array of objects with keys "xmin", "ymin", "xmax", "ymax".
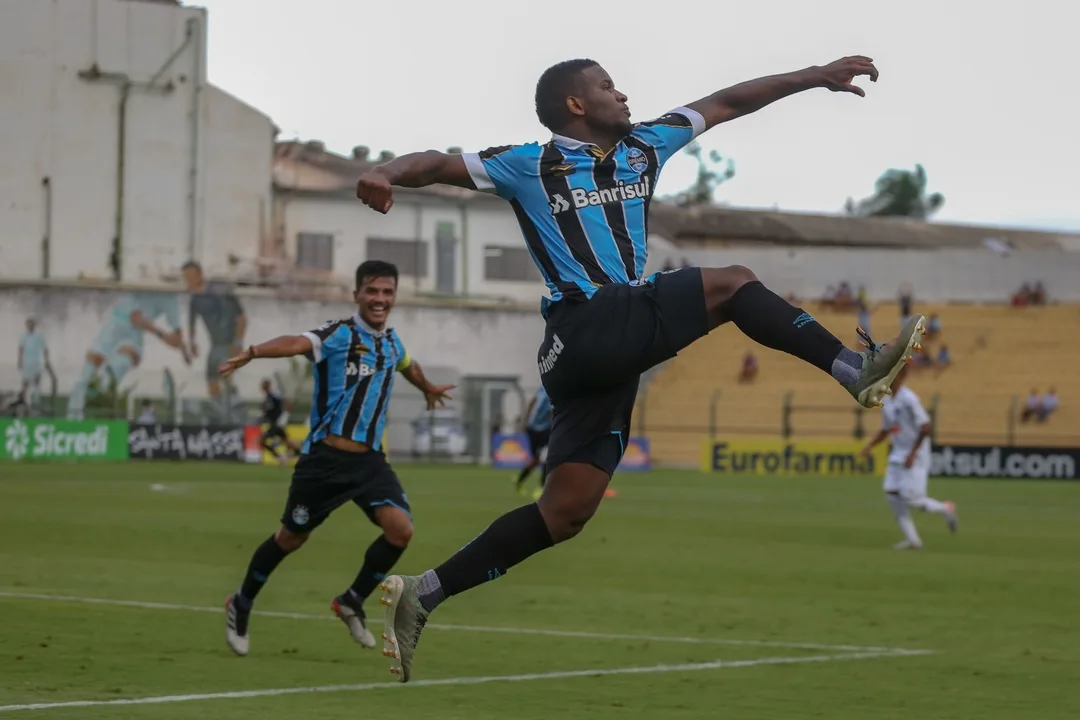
[
  {"xmin": 0, "ymin": 0, "xmax": 273, "ymax": 283},
  {"xmin": 0, "ymin": 282, "xmax": 545, "ymax": 411}
]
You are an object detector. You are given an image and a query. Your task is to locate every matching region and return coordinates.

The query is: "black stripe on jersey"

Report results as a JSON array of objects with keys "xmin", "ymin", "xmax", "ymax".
[
  {"xmin": 591, "ymin": 153, "xmax": 636, "ymax": 280},
  {"xmin": 339, "ymin": 327, "xmax": 369, "ymax": 439},
  {"xmin": 539, "ymin": 143, "xmax": 609, "ymax": 287},
  {"xmin": 314, "ymin": 359, "xmax": 330, "ymax": 420},
  {"xmin": 622, "ymin": 136, "xmax": 661, "ymax": 232},
  {"xmin": 637, "ymin": 113, "xmax": 694, "ymax": 130},
  {"xmin": 508, "ymin": 198, "xmax": 582, "ymax": 300},
  {"xmin": 479, "ymin": 145, "xmax": 515, "ymax": 160},
  {"xmin": 364, "ymin": 336, "xmax": 393, "ymax": 447}
]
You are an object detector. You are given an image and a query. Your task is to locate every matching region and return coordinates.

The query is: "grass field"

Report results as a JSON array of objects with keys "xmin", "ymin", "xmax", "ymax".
[{"xmin": 2, "ymin": 461, "xmax": 1078, "ymax": 719}]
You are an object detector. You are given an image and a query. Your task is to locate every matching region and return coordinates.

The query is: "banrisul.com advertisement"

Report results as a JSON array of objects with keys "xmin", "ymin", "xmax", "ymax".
[{"xmin": 0, "ymin": 419, "xmax": 129, "ymax": 461}]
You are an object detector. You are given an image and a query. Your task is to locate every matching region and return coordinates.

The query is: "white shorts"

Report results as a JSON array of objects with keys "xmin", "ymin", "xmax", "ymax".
[
  {"xmin": 883, "ymin": 462, "xmax": 929, "ymax": 500},
  {"xmin": 21, "ymin": 364, "xmax": 43, "ymax": 383}
]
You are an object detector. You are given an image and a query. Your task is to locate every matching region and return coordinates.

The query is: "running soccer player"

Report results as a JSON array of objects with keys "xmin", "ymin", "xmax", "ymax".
[
  {"xmin": 861, "ymin": 362, "xmax": 957, "ymax": 549},
  {"xmin": 355, "ymin": 55, "xmax": 926, "ymax": 682},
  {"xmin": 259, "ymin": 378, "xmax": 300, "ymax": 464},
  {"xmin": 515, "ymin": 385, "xmax": 552, "ymax": 498},
  {"xmin": 217, "ymin": 260, "xmax": 454, "ymax": 657}
]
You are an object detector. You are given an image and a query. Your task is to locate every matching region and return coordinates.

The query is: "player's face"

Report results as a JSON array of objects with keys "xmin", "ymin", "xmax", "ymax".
[
  {"xmin": 577, "ymin": 65, "xmax": 632, "ymax": 135},
  {"xmin": 355, "ymin": 275, "xmax": 397, "ymax": 329},
  {"xmin": 261, "ymin": 380, "xmax": 270, "ymax": 393},
  {"xmin": 25, "ymin": 319, "xmax": 35, "ymax": 332},
  {"xmin": 182, "ymin": 266, "xmax": 203, "ymax": 290}
]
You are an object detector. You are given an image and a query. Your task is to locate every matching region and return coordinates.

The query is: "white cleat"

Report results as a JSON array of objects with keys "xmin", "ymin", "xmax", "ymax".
[
  {"xmin": 331, "ymin": 595, "xmax": 377, "ymax": 648},
  {"xmin": 850, "ymin": 316, "xmax": 926, "ymax": 408},
  {"xmin": 944, "ymin": 502, "xmax": 959, "ymax": 534},
  {"xmin": 893, "ymin": 539, "xmax": 923, "ymax": 550},
  {"xmin": 224, "ymin": 594, "xmax": 250, "ymax": 656}
]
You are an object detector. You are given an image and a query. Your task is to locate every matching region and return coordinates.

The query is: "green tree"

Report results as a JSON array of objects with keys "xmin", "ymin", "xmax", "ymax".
[
  {"xmin": 845, "ymin": 164, "xmax": 944, "ymax": 219},
  {"xmin": 674, "ymin": 141, "xmax": 736, "ymax": 207}
]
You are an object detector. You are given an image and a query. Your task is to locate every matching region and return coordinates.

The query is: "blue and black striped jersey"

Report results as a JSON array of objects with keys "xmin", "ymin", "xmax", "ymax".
[
  {"xmin": 462, "ymin": 107, "xmax": 706, "ymax": 311},
  {"xmin": 301, "ymin": 315, "xmax": 411, "ymax": 453}
]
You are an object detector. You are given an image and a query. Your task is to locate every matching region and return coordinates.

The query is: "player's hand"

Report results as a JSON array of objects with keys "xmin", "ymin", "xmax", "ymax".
[
  {"xmin": 219, "ymin": 348, "xmax": 253, "ymax": 379},
  {"xmin": 860, "ymin": 445, "xmax": 873, "ymax": 459},
  {"xmin": 189, "ymin": 341, "xmax": 199, "ymax": 358},
  {"xmin": 356, "ymin": 171, "xmax": 394, "ymax": 214},
  {"xmin": 903, "ymin": 455, "xmax": 915, "ymax": 469},
  {"xmin": 423, "ymin": 384, "xmax": 455, "ymax": 411},
  {"xmin": 813, "ymin": 56, "xmax": 879, "ymax": 97}
]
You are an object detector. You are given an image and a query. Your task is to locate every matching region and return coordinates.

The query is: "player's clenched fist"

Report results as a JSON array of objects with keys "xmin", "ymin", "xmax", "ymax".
[{"xmin": 356, "ymin": 171, "xmax": 394, "ymax": 214}]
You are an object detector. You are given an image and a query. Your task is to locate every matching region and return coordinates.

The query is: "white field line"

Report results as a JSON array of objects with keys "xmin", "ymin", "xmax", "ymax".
[
  {"xmin": 0, "ymin": 591, "xmax": 903, "ymax": 653},
  {"xmin": 0, "ymin": 649, "xmax": 934, "ymax": 713}
]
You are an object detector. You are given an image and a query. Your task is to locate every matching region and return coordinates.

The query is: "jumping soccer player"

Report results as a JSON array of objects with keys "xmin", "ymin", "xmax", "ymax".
[
  {"xmin": 515, "ymin": 385, "xmax": 552, "ymax": 498},
  {"xmin": 259, "ymin": 378, "xmax": 300, "ymax": 464},
  {"xmin": 861, "ymin": 361, "xmax": 957, "ymax": 549},
  {"xmin": 217, "ymin": 260, "xmax": 454, "ymax": 656},
  {"xmin": 354, "ymin": 55, "xmax": 926, "ymax": 682}
]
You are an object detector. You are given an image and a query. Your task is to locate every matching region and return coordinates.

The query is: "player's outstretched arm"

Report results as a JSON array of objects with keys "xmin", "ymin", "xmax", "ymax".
[
  {"xmin": 218, "ymin": 335, "xmax": 312, "ymax": 379},
  {"xmin": 356, "ymin": 151, "xmax": 475, "ymax": 214},
  {"xmin": 860, "ymin": 427, "xmax": 890, "ymax": 458},
  {"xmin": 400, "ymin": 358, "xmax": 456, "ymax": 411},
  {"xmin": 686, "ymin": 56, "xmax": 879, "ymax": 131}
]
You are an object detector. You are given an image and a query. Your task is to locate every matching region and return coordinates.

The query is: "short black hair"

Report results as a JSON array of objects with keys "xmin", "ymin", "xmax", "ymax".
[
  {"xmin": 355, "ymin": 260, "xmax": 398, "ymax": 290},
  {"xmin": 535, "ymin": 58, "xmax": 598, "ymax": 132},
  {"xmin": 181, "ymin": 260, "xmax": 202, "ymax": 272}
]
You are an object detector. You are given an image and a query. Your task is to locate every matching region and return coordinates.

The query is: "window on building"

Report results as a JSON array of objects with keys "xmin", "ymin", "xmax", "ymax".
[
  {"xmin": 367, "ymin": 238, "xmax": 428, "ymax": 277},
  {"xmin": 484, "ymin": 245, "xmax": 540, "ymax": 281},
  {"xmin": 296, "ymin": 232, "xmax": 334, "ymax": 270}
]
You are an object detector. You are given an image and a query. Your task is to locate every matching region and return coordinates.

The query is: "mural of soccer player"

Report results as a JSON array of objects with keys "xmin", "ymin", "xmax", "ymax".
[
  {"xmin": 18, "ymin": 317, "xmax": 52, "ymax": 411},
  {"xmin": 182, "ymin": 261, "xmax": 247, "ymax": 405},
  {"xmin": 67, "ymin": 292, "xmax": 189, "ymax": 419}
]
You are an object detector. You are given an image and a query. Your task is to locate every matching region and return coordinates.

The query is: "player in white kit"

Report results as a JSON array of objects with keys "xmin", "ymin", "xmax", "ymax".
[{"xmin": 862, "ymin": 364, "xmax": 957, "ymax": 549}]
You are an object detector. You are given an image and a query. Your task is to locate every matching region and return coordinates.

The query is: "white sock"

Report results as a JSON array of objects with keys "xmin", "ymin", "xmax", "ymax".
[
  {"xmin": 888, "ymin": 495, "xmax": 922, "ymax": 546},
  {"xmin": 908, "ymin": 497, "xmax": 950, "ymax": 514}
]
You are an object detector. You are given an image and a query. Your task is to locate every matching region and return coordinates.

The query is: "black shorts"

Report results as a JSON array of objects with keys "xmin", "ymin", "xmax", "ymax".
[
  {"xmin": 526, "ymin": 428, "xmax": 551, "ymax": 456},
  {"xmin": 280, "ymin": 442, "xmax": 410, "ymax": 533},
  {"xmin": 538, "ymin": 267, "xmax": 708, "ymax": 475},
  {"xmin": 263, "ymin": 424, "xmax": 287, "ymax": 442}
]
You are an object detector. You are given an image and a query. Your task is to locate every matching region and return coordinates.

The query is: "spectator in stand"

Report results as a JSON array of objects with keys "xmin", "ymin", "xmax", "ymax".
[
  {"xmin": 925, "ymin": 313, "xmax": 942, "ymax": 339},
  {"xmin": 822, "ymin": 285, "xmax": 837, "ymax": 307},
  {"xmin": 1032, "ymin": 282, "xmax": 1047, "ymax": 305},
  {"xmin": 856, "ymin": 286, "xmax": 871, "ymax": 336},
  {"xmin": 934, "ymin": 345, "xmax": 951, "ymax": 373},
  {"xmin": 1020, "ymin": 389, "xmax": 1041, "ymax": 422},
  {"xmin": 662, "ymin": 258, "xmax": 675, "ymax": 272},
  {"xmin": 899, "ymin": 283, "xmax": 914, "ymax": 326},
  {"xmin": 738, "ymin": 350, "xmax": 759, "ymax": 384},
  {"xmin": 1037, "ymin": 389, "xmax": 1058, "ymax": 421}
]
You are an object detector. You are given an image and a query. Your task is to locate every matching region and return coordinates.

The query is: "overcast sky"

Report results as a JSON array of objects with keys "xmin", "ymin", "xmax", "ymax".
[{"xmin": 195, "ymin": 0, "xmax": 1078, "ymax": 232}]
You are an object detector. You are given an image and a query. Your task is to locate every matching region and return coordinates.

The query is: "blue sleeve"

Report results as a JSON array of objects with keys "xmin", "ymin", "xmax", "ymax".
[
  {"xmin": 629, "ymin": 106, "xmax": 707, "ymax": 167},
  {"xmin": 462, "ymin": 144, "xmax": 537, "ymax": 201},
  {"xmin": 302, "ymin": 320, "xmax": 349, "ymax": 363}
]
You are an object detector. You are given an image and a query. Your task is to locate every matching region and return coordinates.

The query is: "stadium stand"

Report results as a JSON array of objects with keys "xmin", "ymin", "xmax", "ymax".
[{"xmin": 636, "ymin": 302, "xmax": 1080, "ymax": 466}]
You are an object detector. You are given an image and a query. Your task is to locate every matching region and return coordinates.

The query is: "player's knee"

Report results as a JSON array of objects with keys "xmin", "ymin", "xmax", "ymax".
[
  {"xmin": 274, "ymin": 527, "xmax": 309, "ymax": 552},
  {"xmin": 383, "ymin": 520, "xmax": 413, "ymax": 548},
  {"xmin": 376, "ymin": 507, "xmax": 413, "ymax": 547},
  {"xmin": 538, "ymin": 497, "xmax": 597, "ymax": 543},
  {"xmin": 702, "ymin": 265, "xmax": 758, "ymax": 305}
]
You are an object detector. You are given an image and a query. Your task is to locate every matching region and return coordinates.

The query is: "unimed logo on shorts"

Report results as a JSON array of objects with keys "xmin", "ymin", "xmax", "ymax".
[
  {"xmin": 930, "ymin": 445, "xmax": 1079, "ymax": 480},
  {"xmin": 538, "ymin": 334, "xmax": 564, "ymax": 375},
  {"xmin": 701, "ymin": 439, "xmax": 886, "ymax": 476}
]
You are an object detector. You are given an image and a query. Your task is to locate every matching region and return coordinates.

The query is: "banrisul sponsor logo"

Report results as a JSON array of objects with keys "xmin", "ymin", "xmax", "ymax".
[
  {"xmin": 0, "ymin": 419, "xmax": 126, "ymax": 461},
  {"xmin": 549, "ymin": 176, "xmax": 652, "ymax": 215}
]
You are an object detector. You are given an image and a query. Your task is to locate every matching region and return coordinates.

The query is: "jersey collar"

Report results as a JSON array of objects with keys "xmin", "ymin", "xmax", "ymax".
[
  {"xmin": 351, "ymin": 313, "xmax": 390, "ymax": 337},
  {"xmin": 551, "ymin": 133, "xmax": 589, "ymax": 150}
]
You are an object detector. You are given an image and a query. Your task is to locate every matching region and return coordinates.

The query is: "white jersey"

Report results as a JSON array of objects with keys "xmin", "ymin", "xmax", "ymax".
[{"xmin": 881, "ymin": 385, "xmax": 931, "ymax": 467}]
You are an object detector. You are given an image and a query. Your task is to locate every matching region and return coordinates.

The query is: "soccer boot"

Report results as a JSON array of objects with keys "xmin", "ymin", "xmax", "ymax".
[
  {"xmin": 893, "ymin": 539, "xmax": 923, "ymax": 550},
  {"xmin": 331, "ymin": 592, "xmax": 377, "ymax": 648},
  {"xmin": 848, "ymin": 315, "xmax": 927, "ymax": 408},
  {"xmin": 224, "ymin": 593, "xmax": 250, "ymax": 656},
  {"xmin": 377, "ymin": 575, "xmax": 429, "ymax": 683},
  {"xmin": 943, "ymin": 501, "xmax": 959, "ymax": 534}
]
